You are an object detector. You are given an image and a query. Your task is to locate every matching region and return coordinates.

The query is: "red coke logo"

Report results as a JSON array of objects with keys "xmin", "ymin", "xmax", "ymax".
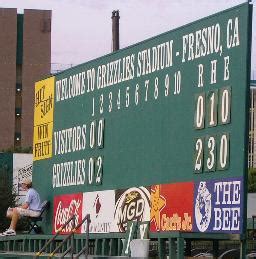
[{"xmin": 53, "ymin": 193, "xmax": 83, "ymax": 234}]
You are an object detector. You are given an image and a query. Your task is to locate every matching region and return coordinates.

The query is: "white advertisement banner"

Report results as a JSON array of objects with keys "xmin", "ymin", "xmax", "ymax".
[
  {"xmin": 82, "ymin": 190, "xmax": 115, "ymax": 233},
  {"xmin": 13, "ymin": 153, "xmax": 33, "ymax": 204}
]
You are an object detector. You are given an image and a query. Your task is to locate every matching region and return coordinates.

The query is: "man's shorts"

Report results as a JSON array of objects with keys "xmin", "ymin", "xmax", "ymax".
[
  {"xmin": 7, "ymin": 207, "xmax": 40, "ymax": 217},
  {"xmin": 17, "ymin": 208, "xmax": 41, "ymax": 217}
]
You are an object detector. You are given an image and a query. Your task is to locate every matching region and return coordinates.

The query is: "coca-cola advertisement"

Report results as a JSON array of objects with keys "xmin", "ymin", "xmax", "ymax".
[{"xmin": 53, "ymin": 193, "xmax": 83, "ymax": 234}]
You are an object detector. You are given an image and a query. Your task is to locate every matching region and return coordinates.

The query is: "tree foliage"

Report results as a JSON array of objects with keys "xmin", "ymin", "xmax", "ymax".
[
  {"xmin": 248, "ymin": 168, "xmax": 256, "ymax": 193},
  {"xmin": 0, "ymin": 165, "xmax": 30, "ymax": 232},
  {"xmin": 0, "ymin": 166, "xmax": 16, "ymax": 232},
  {"xmin": 0, "ymin": 146, "xmax": 32, "ymax": 153}
]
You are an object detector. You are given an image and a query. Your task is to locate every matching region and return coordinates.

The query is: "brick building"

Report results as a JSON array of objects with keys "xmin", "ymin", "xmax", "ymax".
[{"xmin": 0, "ymin": 8, "xmax": 51, "ymax": 150}]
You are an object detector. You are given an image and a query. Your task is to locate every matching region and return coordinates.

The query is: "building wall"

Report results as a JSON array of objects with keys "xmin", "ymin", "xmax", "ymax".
[
  {"xmin": 0, "ymin": 9, "xmax": 17, "ymax": 149},
  {"xmin": 254, "ymin": 89, "xmax": 256, "ymax": 168},
  {"xmin": 249, "ymin": 89, "xmax": 253, "ymax": 167},
  {"xmin": 249, "ymin": 82, "xmax": 256, "ymax": 168},
  {"xmin": 21, "ymin": 10, "xmax": 51, "ymax": 147},
  {"xmin": 0, "ymin": 8, "xmax": 51, "ymax": 150}
]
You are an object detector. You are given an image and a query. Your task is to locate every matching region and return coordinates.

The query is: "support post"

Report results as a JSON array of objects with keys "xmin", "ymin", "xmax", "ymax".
[
  {"xmin": 177, "ymin": 237, "xmax": 184, "ymax": 259},
  {"xmin": 71, "ymin": 215, "xmax": 75, "ymax": 259},
  {"xmin": 85, "ymin": 215, "xmax": 90, "ymax": 259},
  {"xmin": 213, "ymin": 240, "xmax": 218, "ymax": 258},
  {"xmin": 169, "ymin": 238, "xmax": 176, "ymax": 259},
  {"xmin": 158, "ymin": 238, "xmax": 165, "ymax": 259},
  {"xmin": 240, "ymin": 238, "xmax": 247, "ymax": 259},
  {"xmin": 185, "ymin": 239, "xmax": 191, "ymax": 257}
]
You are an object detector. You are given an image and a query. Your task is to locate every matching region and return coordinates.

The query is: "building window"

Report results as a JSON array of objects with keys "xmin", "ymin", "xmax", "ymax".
[
  {"xmin": 40, "ymin": 19, "xmax": 51, "ymax": 33},
  {"xmin": 14, "ymin": 132, "xmax": 21, "ymax": 148},
  {"xmin": 15, "ymin": 132, "xmax": 21, "ymax": 141},
  {"xmin": 15, "ymin": 108, "xmax": 22, "ymax": 117},
  {"xmin": 16, "ymin": 83, "xmax": 22, "ymax": 92}
]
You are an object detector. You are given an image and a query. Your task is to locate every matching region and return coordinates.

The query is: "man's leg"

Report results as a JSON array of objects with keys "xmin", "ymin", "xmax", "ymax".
[
  {"xmin": 6, "ymin": 209, "xmax": 13, "ymax": 219},
  {"xmin": 0, "ymin": 208, "xmax": 18, "ymax": 235},
  {"xmin": 9, "ymin": 208, "xmax": 20, "ymax": 231}
]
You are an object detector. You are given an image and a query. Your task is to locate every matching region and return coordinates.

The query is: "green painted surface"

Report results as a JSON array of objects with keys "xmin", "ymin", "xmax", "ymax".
[
  {"xmin": 33, "ymin": 3, "xmax": 252, "ymax": 235},
  {"xmin": 0, "ymin": 233, "xmax": 255, "ymax": 258},
  {"xmin": 0, "ymin": 153, "xmax": 13, "ymax": 185}
]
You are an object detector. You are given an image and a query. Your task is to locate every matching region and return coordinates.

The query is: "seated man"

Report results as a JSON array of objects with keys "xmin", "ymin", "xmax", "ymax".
[{"xmin": 0, "ymin": 178, "xmax": 41, "ymax": 236}]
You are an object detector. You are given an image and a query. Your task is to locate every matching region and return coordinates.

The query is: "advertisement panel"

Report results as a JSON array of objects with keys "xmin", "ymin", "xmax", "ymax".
[
  {"xmin": 193, "ymin": 177, "xmax": 243, "ymax": 233},
  {"xmin": 81, "ymin": 190, "xmax": 115, "ymax": 233},
  {"xmin": 150, "ymin": 183, "xmax": 194, "ymax": 232},
  {"xmin": 52, "ymin": 193, "xmax": 83, "ymax": 234},
  {"xmin": 13, "ymin": 153, "xmax": 33, "ymax": 204},
  {"xmin": 33, "ymin": 76, "xmax": 55, "ymax": 161},
  {"xmin": 113, "ymin": 187, "xmax": 150, "ymax": 232}
]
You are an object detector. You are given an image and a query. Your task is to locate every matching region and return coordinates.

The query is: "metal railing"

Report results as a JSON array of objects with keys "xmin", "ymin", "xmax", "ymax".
[
  {"xmin": 74, "ymin": 214, "xmax": 90, "ymax": 259},
  {"xmin": 35, "ymin": 214, "xmax": 90, "ymax": 258}
]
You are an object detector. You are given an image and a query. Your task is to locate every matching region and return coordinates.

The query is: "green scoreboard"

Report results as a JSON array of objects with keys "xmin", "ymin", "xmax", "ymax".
[{"xmin": 33, "ymin": 3, "xmax": 252, "ymax": 235}]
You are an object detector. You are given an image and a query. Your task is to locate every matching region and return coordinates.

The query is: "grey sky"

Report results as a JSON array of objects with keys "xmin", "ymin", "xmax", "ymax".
[{"xmin": 0, "ymin": 0, "xmax": 255, "ymax": 75}]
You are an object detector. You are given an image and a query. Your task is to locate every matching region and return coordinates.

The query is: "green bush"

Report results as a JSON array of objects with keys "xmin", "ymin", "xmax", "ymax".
[
  {"xmin": 0, "ymin": 166, "xmax": 30, "ymax": 232},
  {"xmin": 0, "ymin": 167, "xmax": 16, "ymax": 232},
  {"xmin": 0, "ymin": 146, "xmax": 32, "ymax": 153},
  {"xmin": 248, "ymin": 168, "xmax": 256, "ymax": 193}
]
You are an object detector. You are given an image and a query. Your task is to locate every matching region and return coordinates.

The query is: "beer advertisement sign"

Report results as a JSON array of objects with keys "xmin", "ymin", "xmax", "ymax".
[{"xmin": 113, "ymin": 187, "xmax": 150, "ymax": 232}]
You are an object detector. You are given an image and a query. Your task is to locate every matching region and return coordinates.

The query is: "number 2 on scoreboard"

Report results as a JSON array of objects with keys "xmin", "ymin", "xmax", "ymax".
[{"xmin": 194, "ymin": 133, "xmax": 229, "ymax": 173}]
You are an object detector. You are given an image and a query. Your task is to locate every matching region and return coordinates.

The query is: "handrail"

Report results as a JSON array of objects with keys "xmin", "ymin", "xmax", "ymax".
[
  {"xmin": 35, "ymin": 214, "xmax": 76, "ymax": 257},
  {"xmin": 34, "ymin": 214, "xmax": 91, "ymax": 258},
  {"xmin": 75, "ymin": 214, "xmax": 91, "ymax": 259},
  {"xmin": 50, "ymin": 214, "xmax": 91, "ymax": 258}
]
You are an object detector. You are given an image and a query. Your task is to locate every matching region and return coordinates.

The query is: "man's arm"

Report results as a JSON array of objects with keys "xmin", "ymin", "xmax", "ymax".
[
  {"xmin": 20, "ymin": 202, "xmax": 29, "ymax": 209},
  {"xmin": 23, "ymin": 189, "xmax": 32, "ymax": 209}
]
